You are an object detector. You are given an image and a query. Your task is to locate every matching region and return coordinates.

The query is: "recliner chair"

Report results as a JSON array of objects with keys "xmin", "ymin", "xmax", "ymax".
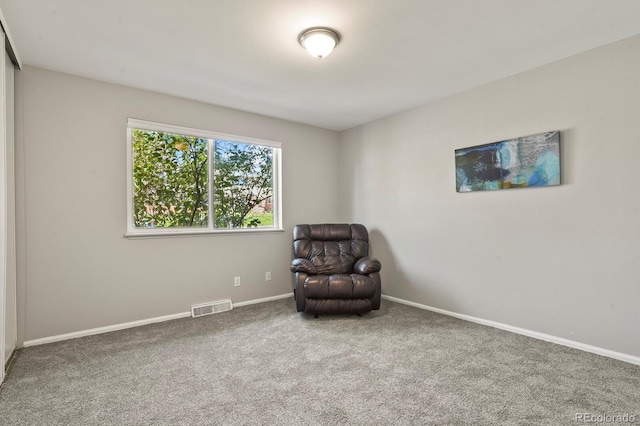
[{"xmin": 290, "ymin": 224, "xmax": 382, "ymax": 316}]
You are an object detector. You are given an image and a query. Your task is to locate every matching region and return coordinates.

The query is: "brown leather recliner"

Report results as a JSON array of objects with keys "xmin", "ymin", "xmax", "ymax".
[{"xmin": 290, "ymin": 224, "xmax": 382, "ymax": 315}]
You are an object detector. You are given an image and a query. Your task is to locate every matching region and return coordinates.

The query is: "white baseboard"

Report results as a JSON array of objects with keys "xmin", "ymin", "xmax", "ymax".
[
  {"xmin": 27, "ymin": 292, "xmax": 636, "ymax": 366},
  {"xmin": 23, "ymin": 292, "xmax": 294, "ymax": 348},
  {"xmin": 233, "ymin": 292, "xmax": 293, "ymax": 307},
  {"xmin": 23, "ymin": 311, "xmax": 192, "ymax": 348},
  {"xmin": 382, "ymin": 295, "xmax": 640, "ymax": 366}
]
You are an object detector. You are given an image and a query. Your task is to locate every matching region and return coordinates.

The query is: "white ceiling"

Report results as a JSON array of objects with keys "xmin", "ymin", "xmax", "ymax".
[{"xmin": 2, "ymin": 0, "xmax": 640, "ymax": 131}]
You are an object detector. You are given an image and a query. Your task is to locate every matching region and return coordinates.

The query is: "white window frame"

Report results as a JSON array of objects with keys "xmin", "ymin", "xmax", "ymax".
[{"xmin": 125, "ymin": 118, "xmax": 283, "ymax": 238}]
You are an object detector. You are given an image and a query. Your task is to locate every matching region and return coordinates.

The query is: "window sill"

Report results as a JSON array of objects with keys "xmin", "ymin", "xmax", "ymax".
[{"xmin": 124, "ymin": 227, "xmax": 285, "ymax": 239}]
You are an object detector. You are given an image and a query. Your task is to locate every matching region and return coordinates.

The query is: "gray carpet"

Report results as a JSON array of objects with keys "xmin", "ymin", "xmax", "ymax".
[{"xmin": 0, "ymin": 298, "xmax": 638, "ymax": 425}]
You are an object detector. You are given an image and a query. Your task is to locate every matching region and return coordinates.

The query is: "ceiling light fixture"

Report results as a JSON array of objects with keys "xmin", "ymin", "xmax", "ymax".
[{"xmin": 298, "ymin": 27, "xmax": 340, "ymax": 59}]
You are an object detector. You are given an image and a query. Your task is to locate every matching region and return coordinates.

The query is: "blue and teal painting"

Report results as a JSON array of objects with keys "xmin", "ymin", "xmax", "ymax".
[{"xmin": 455, "ymin": 131, "xmax": 560, "ymax": 192}]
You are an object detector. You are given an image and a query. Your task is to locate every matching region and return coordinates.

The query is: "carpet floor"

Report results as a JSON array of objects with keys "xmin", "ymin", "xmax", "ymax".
[{"xmin": 0, "ymin": 298, "xmax": 638, "ymax": 425}]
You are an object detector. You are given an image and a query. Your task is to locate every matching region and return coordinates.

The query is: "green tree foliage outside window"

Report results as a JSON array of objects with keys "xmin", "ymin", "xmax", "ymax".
[
  {"xmin": 132, "ymin": 129, "xmax": 274, "ymax": 229},
  {"xmin": 214, "ymin": 141, "xmax": 273, "ymax": 228},
  {"xmin": 133, "ymin": 130, "xmax": 208, "ymax": 228}
]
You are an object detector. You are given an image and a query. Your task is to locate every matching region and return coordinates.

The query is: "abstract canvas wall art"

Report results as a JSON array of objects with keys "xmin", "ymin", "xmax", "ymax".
[{"xmin": 455, "ymin": 131, "xmax": 560, "ymax": 192}]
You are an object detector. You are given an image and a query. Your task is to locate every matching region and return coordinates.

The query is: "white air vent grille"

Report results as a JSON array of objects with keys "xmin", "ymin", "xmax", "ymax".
[{"xmin": 191, "ymin": 299, "xmax": 233, "ymax": 318}]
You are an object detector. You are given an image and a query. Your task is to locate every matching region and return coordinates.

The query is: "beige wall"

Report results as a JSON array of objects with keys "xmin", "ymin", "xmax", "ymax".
[
  {"xmin": 338, "ymin": 35, "xmax": 640, "ymax": 357},
  {"xmin": 15, "ymin": 66, "xmax": 340, "ymax": 342}
]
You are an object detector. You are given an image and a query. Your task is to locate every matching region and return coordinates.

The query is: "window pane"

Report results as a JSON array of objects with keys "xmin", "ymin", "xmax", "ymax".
[
  {"xmin": 214, "ymin": 140, "xmax": 273, "ymax": 229},
  {"xmin": 132, "ymin": 129, "xmax": 209, "ymax": 228}
]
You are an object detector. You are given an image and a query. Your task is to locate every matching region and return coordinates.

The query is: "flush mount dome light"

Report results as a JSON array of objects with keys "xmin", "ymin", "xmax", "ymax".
[{"xmin": 298, "ymin": 27, "xmax": 340, "ymax": 59}]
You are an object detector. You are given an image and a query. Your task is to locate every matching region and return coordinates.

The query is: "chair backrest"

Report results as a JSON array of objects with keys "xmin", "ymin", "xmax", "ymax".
[{"xmin": 293, "ymin": 224, "xmax": 370, "ymax": 274}]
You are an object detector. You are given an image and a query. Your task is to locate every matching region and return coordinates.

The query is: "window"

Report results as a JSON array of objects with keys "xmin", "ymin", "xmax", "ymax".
[{"xmin": 126, "ymin": 119, "xmax": 282, "ymax": 237}]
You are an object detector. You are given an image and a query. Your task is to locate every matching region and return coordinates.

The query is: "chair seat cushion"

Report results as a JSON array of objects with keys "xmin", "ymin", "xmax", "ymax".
[{"xmin": 304, "ymin": 274, "xmax": 376, "ymax": 299}]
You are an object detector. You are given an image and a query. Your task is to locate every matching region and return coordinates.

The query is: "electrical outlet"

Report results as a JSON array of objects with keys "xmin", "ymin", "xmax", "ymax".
[
  {"xmin": 265, "ymin": 271, "xmax": 272, "ymax": 282},
  {"xmin": 234, "ymin": 276, "xmax": 241, "ymax": 287}
]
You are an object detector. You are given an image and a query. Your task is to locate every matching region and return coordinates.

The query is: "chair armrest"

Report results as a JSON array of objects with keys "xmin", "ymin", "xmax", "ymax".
[
  {"xmin": 354, "ymin": 256, "xmax": 382, "ymax": 274},
  {"xmin": 290, "ymin": 258, "xmax": 317, "ymax": 274}
]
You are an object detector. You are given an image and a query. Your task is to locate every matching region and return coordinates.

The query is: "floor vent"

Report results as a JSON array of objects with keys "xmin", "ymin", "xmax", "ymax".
[{"xmin": 191, "ymin": 299, "xmax": 233, "ymax": 318}]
